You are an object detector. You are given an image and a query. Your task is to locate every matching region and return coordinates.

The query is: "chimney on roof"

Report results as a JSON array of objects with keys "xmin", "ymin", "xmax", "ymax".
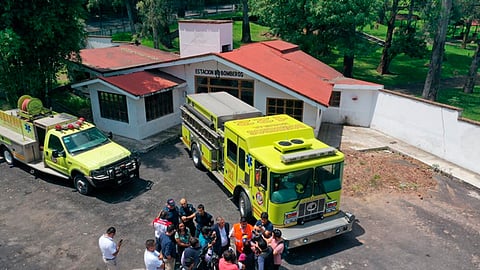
[{"xmin": 178, "ymin": 19, "xmax": 233, "ymax": 58}]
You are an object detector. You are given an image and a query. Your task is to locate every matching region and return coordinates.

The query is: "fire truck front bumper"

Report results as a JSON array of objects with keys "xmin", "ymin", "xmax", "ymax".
[{"xmin": 280, "ymin": 210, "xmax": 355, "ymax": 249}]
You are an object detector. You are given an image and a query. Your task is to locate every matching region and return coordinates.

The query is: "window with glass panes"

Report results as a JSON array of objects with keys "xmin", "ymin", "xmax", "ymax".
[
  {"xmin": 98, "ymin": 91, "xmax": 129, "ymax": 123},
  {"xmin": 195, "ymin": 76, "xmax": 254, "ymax": 105},
  {"xmin": 329, "ymin": 91, "xmax": 341, "ymax": 107},
  {"xmin": 266, "ymin": 98, "xmax": 303, "ymax": 121},
  {"xmin": 145, "ymin": 90, "xmax": 173, "ymax": 121}
]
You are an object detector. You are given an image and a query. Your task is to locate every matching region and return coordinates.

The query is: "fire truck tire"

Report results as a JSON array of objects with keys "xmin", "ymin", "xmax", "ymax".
[
  {"xmin": 191, "ymin": 144, "xmax": 203, "ymax": 169},
  {"xmin": 74, "ymin": 175, "xmax": 91, "ymax": 195},
  {"xmin": 2, "ymin": 147, "xmax": 15, "ymax": 165},
  {"xmin": 239, "ymin": 191, "xmax": 252, "ymax": 220}
]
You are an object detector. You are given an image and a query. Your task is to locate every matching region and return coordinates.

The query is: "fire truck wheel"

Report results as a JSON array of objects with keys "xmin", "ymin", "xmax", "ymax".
[
  {"xmin": 191, "ymin": 144, "xmax": 203, "ymax": 169},
  {"xmin": 2, "ymin": 147, "xmax": 14, "ymax": 165},
  {"xmin": 74, "ymin": 175, "xmax": 91, "ymax": 195},
  {"xmin": 239, "ymin": 191, "xmax": 252, "ymax": 220}
]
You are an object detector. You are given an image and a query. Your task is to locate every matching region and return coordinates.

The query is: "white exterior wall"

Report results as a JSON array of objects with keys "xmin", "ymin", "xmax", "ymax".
[
  {"xmin": 87, "ymin": 82, "xmax": 185, "ymax": 140},
  {"xmin": 371, "ymin": 90, "xmax": 480, "ymax": 175},
  {"xmin": 323, "ymin": 87, "xmax": 379, "ymax": 127},
  {"xmin": 253, "ymin": 81, "xmax": 319, "ymax": 128},
  {"xmin": 178, "ymin": 21, "xmax": 233, "ymax": 58}
]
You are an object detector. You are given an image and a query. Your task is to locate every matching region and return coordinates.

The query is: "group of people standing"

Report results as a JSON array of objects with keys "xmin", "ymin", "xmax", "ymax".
[{"xmin": 98, "ymin": 197, "xmax": 285, "ymax": 270}]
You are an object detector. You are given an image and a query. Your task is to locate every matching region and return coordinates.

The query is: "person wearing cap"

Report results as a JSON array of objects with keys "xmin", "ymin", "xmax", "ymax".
[
  {"xmin": 194, "ymin": 204, "xmax": 214, "ymax": 237},
  {"xmin": 163, "ymin": 199, "xmax": 180, "ymax": 228},
  {"xmin": 229, "ymin": 216, "xmax": 253, "ymax": 256},
  {"xmin": 269, "ymin": 229, "xmax": 284, "ymax": 270},
  {"xmin": 237, "ymin": 253, "xmax": 246, "ymax": 270}
]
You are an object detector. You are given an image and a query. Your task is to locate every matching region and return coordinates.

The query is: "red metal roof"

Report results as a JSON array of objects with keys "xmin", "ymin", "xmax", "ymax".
[
  {"xmin": 219, "ymin": 40, "xmax": 381, "ymax": 107},
  {"xmin": 100, "ymin": 71, "xmax": 184, "ymax": 97},
  {"xmin": 79, "ymin": 44, "xmax": 180, "ymax": 72}
]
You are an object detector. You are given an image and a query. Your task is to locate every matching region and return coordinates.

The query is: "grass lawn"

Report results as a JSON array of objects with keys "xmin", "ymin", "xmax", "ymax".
[{"xmin": 111, "ymin": 17, "xmax": 479, "ymax": 122}]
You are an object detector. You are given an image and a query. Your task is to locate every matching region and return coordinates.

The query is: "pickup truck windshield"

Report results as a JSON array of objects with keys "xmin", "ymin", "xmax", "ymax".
[
  {"xmin": 62, "ymin": 128, "xmax": 109, "ymax": 155},
  {"xmin": 270, "ymin": 162, "xmax": 343, "ymax": 204}
]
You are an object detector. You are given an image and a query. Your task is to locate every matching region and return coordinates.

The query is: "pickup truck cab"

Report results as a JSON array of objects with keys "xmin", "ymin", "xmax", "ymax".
[{"xmin": 0, "ymin": 96, "xmax": 140, "ymax": 195}]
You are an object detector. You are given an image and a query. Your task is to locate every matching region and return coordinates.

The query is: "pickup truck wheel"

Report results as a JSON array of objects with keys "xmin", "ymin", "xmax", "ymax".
[
  {"xmin": 239, "ymin": 191, "xmax": 252, "ymax": 220},
  {"xmin": 74, "ymin": 175, "xmax": 91, "ymax": 195},
  {"xmin": 2, "ymin": 147, "xmax": 14, "ymax": 165},
  {"xmin": 191, "ymin": 144, "xmax": 203, "ymax": 169}
]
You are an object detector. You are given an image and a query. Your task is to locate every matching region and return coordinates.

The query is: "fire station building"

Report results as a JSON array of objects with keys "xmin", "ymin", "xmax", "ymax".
[{"xmin": 73, "ymin": 20, "xmax": 383, "ymax": 140}]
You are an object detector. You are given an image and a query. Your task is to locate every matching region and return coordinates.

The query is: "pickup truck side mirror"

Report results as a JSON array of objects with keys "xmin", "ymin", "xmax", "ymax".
[
  {"xmin": 52, "ymin": 150, "xmax": 65, "ymax": 158},
  {"xmin": 108, "ymin": 131, "xmax": 113, "ymax": 139}
]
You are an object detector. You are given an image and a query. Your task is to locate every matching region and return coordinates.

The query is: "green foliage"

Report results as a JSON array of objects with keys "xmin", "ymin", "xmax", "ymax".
[
  {"xmin": 391, "ymin": 25, "xmax": 428, "ymax": 59},
  {"xmin": 0, "ymin": 0, "xmax": 86, "ymax": 107},
  {"xmin": 437, "ymin": 87, "xmax": 480, "ymax": 121},
  {"xmin": 112, "ymin": 32, "xmax": 134, "ymax": 42}
]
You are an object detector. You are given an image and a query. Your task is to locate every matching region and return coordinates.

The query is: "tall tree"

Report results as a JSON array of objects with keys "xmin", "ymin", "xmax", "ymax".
[
  {"xmin": 137, "ymin": 0, "xmax": 174, "ymax": 49},
  {"xmin": 422, "ymin": 0, "xmax": 452, "ymax": 101},
  {"xmin": 87, "ymin": 0, "xmax": 139, "ymax": 34},
  {"xmin": 463, "ymin": 40, "xmax": 480, "ymax": 94},
  {"xmin": 377, "ymin": 0, "xmax": 400, "ymax": 75},
  {"xmin": 0, "ymin": 0, "xmax": 85, "ymax": 106},
  {"xmin": 241, "ymin": 0, "xmax": 251, "ymax": 43},
  {"xmin": 251, "ymin": 0, "xmax": 377, "ymax": 77},
  {"xmin": 377, "ymin": 0, "xmax": 427, "ymax": 75}
]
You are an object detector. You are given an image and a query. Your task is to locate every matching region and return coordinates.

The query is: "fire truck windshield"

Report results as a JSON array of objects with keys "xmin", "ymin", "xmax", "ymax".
[{"xmin": 270, "ymin": 162, "xmax": 343, "ymax": 204}]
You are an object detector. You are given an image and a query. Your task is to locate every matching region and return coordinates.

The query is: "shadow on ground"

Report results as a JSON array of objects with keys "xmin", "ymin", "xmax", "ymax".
[{"xmin": 284, "ymin": 220, "xmax": 364, "ymax": 265}]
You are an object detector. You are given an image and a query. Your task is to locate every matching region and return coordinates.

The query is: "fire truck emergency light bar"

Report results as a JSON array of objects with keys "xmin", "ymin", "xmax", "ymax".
[{"xmin": 281, "ymin": 147, "xmax": 337, "ymax": 164}]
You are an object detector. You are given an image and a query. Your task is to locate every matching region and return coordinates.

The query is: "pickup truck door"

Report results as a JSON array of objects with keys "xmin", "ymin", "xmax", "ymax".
[{"xmin": 44, "ymin": 134, "xmax": 69, "ymax": 175}]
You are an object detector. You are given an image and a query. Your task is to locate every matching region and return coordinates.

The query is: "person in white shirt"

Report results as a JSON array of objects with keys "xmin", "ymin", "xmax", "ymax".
[
  {"xmin": 144, "ymin": 239, "xmax": 164, "ymax": 270},
  {"xmin": 98, "ymin": 227, "xmax": 123, "ymax": 270}
]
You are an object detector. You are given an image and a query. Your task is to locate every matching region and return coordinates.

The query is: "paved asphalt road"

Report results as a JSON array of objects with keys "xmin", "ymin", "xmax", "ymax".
[{"xmin": 1, "ymin": 140, "xmax": 480, "ymax": 269}]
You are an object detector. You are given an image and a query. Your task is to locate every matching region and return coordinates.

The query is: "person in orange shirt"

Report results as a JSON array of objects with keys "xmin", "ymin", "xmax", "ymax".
[{"xmin": 229, "ymin": 216, "xmax": 253, "ymax": 256}]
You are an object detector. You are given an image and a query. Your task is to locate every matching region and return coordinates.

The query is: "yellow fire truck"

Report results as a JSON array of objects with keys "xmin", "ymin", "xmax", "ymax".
[
  {"xmin": 0, "ymin": 95, "xmax": 140, "ymax": 195},
  {"xmin": 180, "ymin": 92, "xmax": 355, "ymax": 249}
]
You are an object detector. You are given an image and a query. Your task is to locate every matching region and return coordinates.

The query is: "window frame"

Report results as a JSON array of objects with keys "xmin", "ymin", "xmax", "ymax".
[
  {"xmin": 266, "ymin": 97, "xmax": 304, "ymax": 121},
  {"xmin": 98, "ymin": 91, "xmax": 129, "ymax": 123},
  {"xmin": 195, "ymin": 76, "xmax": 254, "ymax": 105},
  {"xmin": 329, "ymin": 91, "xmax": 341, "ymax": 107},
  {"xmin": 144, "ymin": 90, "xmax": 174, "ymax": 122}
]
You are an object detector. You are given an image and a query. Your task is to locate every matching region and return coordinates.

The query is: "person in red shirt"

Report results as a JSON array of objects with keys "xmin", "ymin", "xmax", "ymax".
[
  {"xmin": 152, "ymin": 210, "xmax": 172, "ymax": 252},
  {"xmin": 218, "ymin": 249, "xmax": 239, "ymax": 270}
]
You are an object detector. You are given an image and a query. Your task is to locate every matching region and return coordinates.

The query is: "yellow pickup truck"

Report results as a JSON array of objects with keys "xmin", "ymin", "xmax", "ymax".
[{"xmin": 0, "ymin": 95, "xmax": 140, "ymax": 195}]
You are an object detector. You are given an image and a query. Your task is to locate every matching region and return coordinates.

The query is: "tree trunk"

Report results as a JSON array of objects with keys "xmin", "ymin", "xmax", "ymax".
[
  {"xmin": 153, "ymin": 26, "xmax": 159, "ymax": 49},
  {"xmin": 124, "ymin": 0, "xmax": 136, "ymax": 34},
  {"xmin": 422, "ymin": 0, "xmax": 452, "ymax": 101},
  {"xmin": 241, "ymin": 0, "xmax": 251, "ymax": 43},
  {"xmin": 406, "ymin": 0, "xmax": 415, "ymax": 29},
  {"xmin": 461, "ymin": 20, "xmax": 472, "ymax": 49},
  {"xmin": 177, "ymin": 0, "xmax": 186, "ymax": 18},
  {"xmin": 343, "ymin": 54, "xmax": 354, "ymax": 78},
  {"xmin": 377, "ymin": 0, "xmax": 399, "ymax": 75},
  {"xmin": 463, "ymin": 41, "xmax": 480, "ymax": 94}
]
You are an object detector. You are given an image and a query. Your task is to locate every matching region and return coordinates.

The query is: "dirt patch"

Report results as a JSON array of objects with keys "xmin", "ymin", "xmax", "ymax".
[{"xmin": 342, "ymin": 148, "xmax": 437, "ymax": 198}]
